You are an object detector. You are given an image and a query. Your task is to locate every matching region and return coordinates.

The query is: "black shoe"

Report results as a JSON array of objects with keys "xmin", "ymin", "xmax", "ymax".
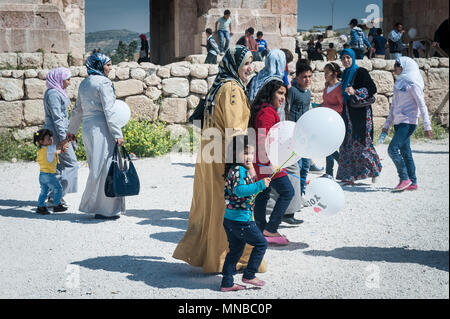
[
  {"xmin": 53, "ymin": 204, "xmax": 68, "ymax": 212},
  {"xmin": 37, "ymin": 206, "xmax": 50, "ymax": 215},
  {"xmin": 310, "ymin": 164, "xmax": 324, "ymax": 173},
  {"xmin": 282, "ymin": 216, "xmax": 304, "ymax": 225},
  {"xmin": 94, "ymin": 214, "xmax": 120, "ymax": 220}
]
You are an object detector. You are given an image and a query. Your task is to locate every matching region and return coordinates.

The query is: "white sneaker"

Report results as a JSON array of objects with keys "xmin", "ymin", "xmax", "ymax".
[{"xmin": 372, "ymin": 176, "xmax": 378, "ymax": 184}]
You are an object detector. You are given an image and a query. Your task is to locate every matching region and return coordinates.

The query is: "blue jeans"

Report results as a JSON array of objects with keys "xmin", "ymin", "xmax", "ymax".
[
  {"xmin": 254, "ymin": 175, "xmax": 294, "ymax": 233},
  {"xmin": 221, "ymin": 219, "xmax": 267, "ymax": 288},
  {"xmin": 218, "ymin": 30, "xmax": 230, "ymax": 53},
  {"xmin": 388, "ymin": 124, "xmax": 417, "ymax": 184},
  {"xmin": 38, "ymin": 172, "xmax": 62, "ymax": 207},
  {"xmin": 326, "ymin": 151, "xmax": 340, "ymax": 177},
  {"xmin": 298, "ymin": 158, "xmax": 310, "ymax": 195},
  {"xmin": 390, "ymin": 52, "xmax": 402, "ymax": 60}
]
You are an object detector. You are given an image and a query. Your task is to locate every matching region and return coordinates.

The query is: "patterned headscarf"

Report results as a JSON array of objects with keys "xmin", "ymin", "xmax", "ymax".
[
  {"xmin": 205, "ymin": 45, "xmax": 252, "ymax": 121},
  {"xmin": 46, "ymin": 67, "xmax": 71, "ymax": 98},
  {"xmin": 248, "ymin": 49, "xmax": 286, "ymax": 103},
  {"xmin": 340, "ymin": 48, "xmax": 359, "ymax": 102},
  {"xmin": 85, "ymin": 53, "xmax": 111, "ymax": 76}
]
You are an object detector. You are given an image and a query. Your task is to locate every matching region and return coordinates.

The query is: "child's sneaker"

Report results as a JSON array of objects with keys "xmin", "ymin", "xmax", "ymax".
[
  {"xmin": 220, "ymin": 284, "xmax": 246, "ymax": 292},
  {"xmin": 393, "ymin": 179, "xmax": 412, "ymax": 192},
  {"xmin": 36, "ymin": 206, "xmax": 49, "ymax": 215},
  {"xmin": 405, "ymin": 184, "xmax": 418, "ymax": 191},
  {"xmin": 53, "ymin": 204, "xmax": 68, "ymax": 213}
]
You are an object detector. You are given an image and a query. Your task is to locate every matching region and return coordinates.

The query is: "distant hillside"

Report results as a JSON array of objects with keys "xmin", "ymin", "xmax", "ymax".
[{"xmin": 85, "ymin": 29, "xmax": 150, "ymax": 55}]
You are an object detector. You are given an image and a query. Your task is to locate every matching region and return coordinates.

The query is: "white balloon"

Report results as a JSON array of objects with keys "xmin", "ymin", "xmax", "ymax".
[
  {"xmin": 293, "ymin": 107, "xmax": 346, "ymax": 158},
  {"xmin": 339, "ymin": 35, "xmax": 348, "ymax": 43},
  {"xmin": 408, "ymin": 28, "xmax": 417, "ymax": 39},
  {"xmin": 305, "ymin": 177, "xmax": 345, "ymax": 216},
  {"xmin": 265, "ymin": 121, "xmax": 302, "ymax": 169},
  {"xmin": 110, "ymin": 100, "xmax": 131, "ymax": 128}
]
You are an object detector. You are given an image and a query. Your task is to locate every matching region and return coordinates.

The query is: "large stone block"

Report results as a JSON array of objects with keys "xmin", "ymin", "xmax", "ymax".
[
  {"xmin": 130, "ymin": 68, "xmax": 147, "ymax": 81},
  {"xmin": 0, "ymin": 53, "xmax": 18, "ymax": 69},
  {"xmin": 66, "ymin": 77, "xmax": 84, "ymax": 99},
  {"xmin": 186, "ymin": 55, "xmax": 207, "ymax": 64},
  {"xmin": 271, "ymin": 0, "xmax": 297, "ymax": 14},
  {"xmin": 190, "ymin": 64, "xmax": 209, "ymax": 79},
  {"xmin": 370, "ymin": 70, "xmax": 394, "ymax": 95},
  {"xmin": 124, "ymin": 95, "xmax": 159, "ymax": 121},
  {"xmin": 0, "ymin": 78, "xmax": 24, "ymax": 101},
  {"xmin": 171, "ymin": 64, "xmax": 191, "ymax": 77},
  {"xmin": 145, "ymin": 87, "xmax": 162, "ymax": 101},
  {"xmin": 427, "ymin": 68, "xmax": 449, "ymax": 90},
  {"xmin": 372, "ymin": 94, "xmax": 390, "ymax": 117},
  {"xmin": 0, "ymin": 101, "xmax": 23, "ymax": 127},
  {"xmin": 18, "ymin": 53, "xmax": 43, "ymax": 68},
  {"xmin": 43, "ymin": 53, "xmax": 69, "ymax": 69},
  {"xmin": 280, "ymin": 15, "xmax": 297, "ymax": 36},
  {"xmin": 424, "ymin": 89, "xmax": 449, "ymax": 114},
  {"xmin": 157, "ymin": 66, "xmax": 171, "ymax": 79},
  {"xmin": 311, "ymin": 72, "xmax": 325, "ymax": 93},
  {"xmin": 116, "ymin": 67, "xmax": 130, "ymax": 80},
  {"xmin": 356, "ymin": 58, "xmax": 373, "ymax": 71},
  {"xmin": 190, "ymin": 79, "xmax": 208, "ymax": 95},
  {"xmin": 144, "ymin": 74, "xmax": 162, "ymax": 86},
  {"xmin": 113, "ymin": 79, "xmax": 144, "ymax": 98},
  {"xmin": 162, "ymin": 78, "xmax": 190, "ymax": 98},
  {"xmin": 24, "ymin": 99, "xmax": 45, "ymax": 125},
  {"xmin": 25, "ymin": 78, "xmax": 47, "ymax": 99},
  {"xmin": 159, "ymin": 98, "xmax": 188, "ymax": 124},
  {"xmin": 372, "ymin": 58, "xmax": 387, "ymax": 69}
]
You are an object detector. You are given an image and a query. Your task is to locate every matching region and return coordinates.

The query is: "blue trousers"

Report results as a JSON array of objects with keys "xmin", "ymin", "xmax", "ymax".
[
  {"xmin": 254, "ymin": 175, "xmax": 294, "ymax": 233},
  {"xmin": 388, "ymin": 123, "xmax": 417, "ymax": 184},
  {"xmin": 38, "ymin": 172, "xmax": 62, "ymax": 207},
  {"xmin": 218, "ymin": 30, "xmax": 230, "ymax": 53},
  {"xmin": 221, "ymin": 219, "xmax": 267, "ymax": 288},
  {"xmin": 298, "ymin": 158, "xmax": 310, "ymax": 195}
]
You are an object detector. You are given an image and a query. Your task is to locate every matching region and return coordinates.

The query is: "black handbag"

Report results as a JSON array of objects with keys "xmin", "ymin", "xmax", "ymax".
[
  {"xmin": 105, "ymin": 144, "xmax": 140, "ymax": 197},
  {"xmin": 188, "ymin": 98, "xmax": 205, "ymax": 129},
  {"xmin": 348, "ymin": 94, "xmax": 376, "ymax": 108}
]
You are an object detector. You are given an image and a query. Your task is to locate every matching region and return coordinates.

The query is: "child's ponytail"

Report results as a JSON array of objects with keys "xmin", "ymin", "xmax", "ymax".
[{"xmin": 33, "ymin": 129, "xmax": 53, "ymax": 147}]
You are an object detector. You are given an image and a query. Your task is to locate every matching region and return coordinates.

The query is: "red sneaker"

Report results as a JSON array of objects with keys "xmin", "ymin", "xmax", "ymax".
[
  {"xmin": 265, "ymin": 235, "xmax": 289, "ymax": 245},
  {"xmin": 393, "ymin": 179, "xmax": 412, "ymax": 192},
  {"xmin": 405, "ymin": 184, "xmax": 418, "ymax": 191}
]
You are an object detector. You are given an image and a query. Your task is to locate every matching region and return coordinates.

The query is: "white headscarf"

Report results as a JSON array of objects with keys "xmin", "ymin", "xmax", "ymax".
[{"xmin": 395, "ymin": 56, "xmax": 424, "ymax": 91}]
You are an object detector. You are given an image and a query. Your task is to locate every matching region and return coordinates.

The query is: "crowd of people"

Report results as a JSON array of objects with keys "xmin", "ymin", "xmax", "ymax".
[{"xmin": 33, "ymin": 9, "xmax": 436, "ymax": 292}]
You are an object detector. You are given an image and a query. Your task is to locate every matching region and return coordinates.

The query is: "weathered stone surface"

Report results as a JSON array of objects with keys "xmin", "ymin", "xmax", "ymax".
[
  {"xmin": 372, "ymin": 58, "xmax": 387, "ymax": 69},
  {"xmin": 130, "ymin": 68, "xmax": 147, "ymax": 81},
  {"xmin": 18, "ymin": 53, "xmax": 43, "ymax": 69},
  {"xmin": 0, "ymin": 101, "xmax": 23, "ymax": 127},
  {"xmin": 311, "ymin": 72, "xmax": 325, "ymax": 93},
  {"xmin": 0, "ymin": 53, "xmax": 18, "ymax": 69},
  {"xmin": 79, "ymin": 66, "xmax": 88, "ymax": 77},
  {"xmin": 427, "ymin": 68, "xmax": 449, "ymax": 90},
  {"xmin": 370, "ymin": 70, "xmax": 394, "ymax": 94},
  {"xmin": 429, "ymin": 58, "xmax": 440, "ymax": 68},
  {"xmin": 424, "ymin": 89, "xmax": 449, "ymax": 114},
  {"xmin": 190, "ymin": 64, "xmax": 209, "ymax": 79},
  {"xmin": 116, "ymin": 67, "xmax": 130, "ymax": 80},
  {"xmin": 373, "ymin": 117, "xmax": 386, "ymax": 131},
  {"xmin": 113, "ymin": 79, "xmax": 144, "ymax": 98},
  {"xmin": 162, "ymin": 78, "xmax": 190, "ymax": 97},
  {"xmin": 356, "ymin": 58, "xmax": 373, "ymax": 71},
  {"xmin": 187, "ymin": 95, "xmax": 200, "ymax": 110},
  {"xmin": 159, "ymin": 98, "xmax": 187, "ymax": 124},
  {"xmin": 145, "ymin": 87, "xmax": 162, "ymax": 101},
  {"xmin": 117, "ymin": 62, "xmax": 140, "ymax": 68},
  {"xmin": 372, "ymin": 94, "xmax": 390, "ymax": 117},
  {"xmin": 157, "ymin": 66, "xmax": 171, "ymax": 78},
  {"xmin": 186, "ymin": 55, "xmax": 207, "ymax": 64},
  {"xmin": 107, "ymin": 68, "xmax": 116, "ymax": 81},
  {"xmin": 438, "ymin": 58, "xmax": 449, "ymax": 68},
  {"xmin": 38, "ymin": 69, "xmax": 50, "ymax": 80},
  {"xmin": 171, "ymin": 64, "xmax": 191, "ymax": 77},
  {"xmin": 310, "ymin": 92, "xmax": 323, "ymax": 104},
  {"xmin": 144, "ymin": 74, "xmax": 162, "ymax": 86},
  {"xmin": 1, "ymin": 70, "xmax": 12, "ymax": 78},
  {"xmin": 208, "ymin": 64, "xmax": 219, "ymax": 75},
  {"xmin": 66, "ymin": 77, "xmax": 84, "ymax": 99},
  {"xmin": 25, "ymin": 78, "xmax": 47, "ymax": 99},
  {"xmin": 12, "ymin": 70, "xmax": 24, "ymax": 79},
  {"xmin": 190, "ymin": 79, "xmax": 208, "ymax": 95},
  {"xmin": 207, "ymin": 76, "xmax": 215, "ymax": 90},
  {"xmin": 24, "ymin": 100, "xmax": 45, "ymax": 125},
  {"xmin": 314, "ymin": 61, "xmax": 327, "ymax": 72},
  {"xmin": 384, "ymin": 60, "xmax": 396, "ymax": 71},
  {"xmin": 124, "ymin": 95, "xmax": 159, "ymax": 121},
  {"xmin": 12, "ymin": 126, "xmax": 40, "ymax": 141},
  {"xmin": 139, "ymin": 62, "xmax": 158, "ymax": 72},
  {"xmin": 0, "ymin": 78, "xmax": 24, "ymax": 101},
  {"xmin": 43, "ymin": 53, "xmax": 69, "ymax": 69},
  {"xmin": 24, "ymin": 69, "xmax": 38, "ymax": 78}
]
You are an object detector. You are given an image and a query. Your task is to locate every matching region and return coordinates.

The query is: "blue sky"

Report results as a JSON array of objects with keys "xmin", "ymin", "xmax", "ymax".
[{"xmin": 86, "ymin": 0, "xmax": 383, "ymax": 33}]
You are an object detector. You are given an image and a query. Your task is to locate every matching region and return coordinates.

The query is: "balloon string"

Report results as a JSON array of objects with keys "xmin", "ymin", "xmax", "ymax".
[
  {"xmin": 256, "ymin": 164, "xmax": 306, "ymax": 182},
  {"xmin": 250, "ymin": 151, "xmax": 298, "ymax": 204}
]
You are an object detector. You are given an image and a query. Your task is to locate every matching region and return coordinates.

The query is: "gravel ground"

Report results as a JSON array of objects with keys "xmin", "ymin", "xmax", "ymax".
[{"xmin": 0, "ymin": 139, "xmax": 448, "ymax": 299}]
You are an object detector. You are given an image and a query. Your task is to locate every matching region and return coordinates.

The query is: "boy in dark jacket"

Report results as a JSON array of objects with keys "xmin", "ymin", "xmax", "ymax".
[
  {"xmin": 288, "ymin": 63, "xmax": 313, "ymax": 197},
  {"xmin": 203, "ymin": 28, "xmax": 220, "ymax": 64}
]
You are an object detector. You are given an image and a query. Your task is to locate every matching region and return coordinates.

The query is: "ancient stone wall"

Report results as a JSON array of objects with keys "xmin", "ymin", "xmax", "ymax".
[{"xmin": 0, "ymin": 53, "xmax": 448, "ymax": 140}]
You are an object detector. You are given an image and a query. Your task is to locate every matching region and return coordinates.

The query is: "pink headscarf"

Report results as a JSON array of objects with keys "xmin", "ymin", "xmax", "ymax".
[{"xmin": 46, "ymin": 67, "xmax": 71, "ymax": 98}]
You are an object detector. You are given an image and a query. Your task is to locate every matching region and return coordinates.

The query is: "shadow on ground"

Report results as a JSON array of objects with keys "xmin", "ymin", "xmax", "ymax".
[
  {"xmin": 304, "ymin": 246, "xmax": 449, "ymax": 272},
  {"xmin": 126, "ymin": 209, "xmax": 189, "ymax": 230},
  {"xmin": 72, "ymin": 255, "xmax": 218, "ymax": 291}
]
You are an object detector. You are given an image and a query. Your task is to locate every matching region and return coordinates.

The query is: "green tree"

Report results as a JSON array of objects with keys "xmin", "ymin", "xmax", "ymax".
[
  {"xmin": 127, "ymin": 40, "xmax": 138, "ymax": 61},
  {"xmin": 111, "ymin": 40, "xmax": 128, "ymax": 64}
]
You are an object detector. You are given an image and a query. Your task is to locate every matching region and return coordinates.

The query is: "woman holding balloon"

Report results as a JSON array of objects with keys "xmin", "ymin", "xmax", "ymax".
[
  {"xmin": 251, "ymin": 79, "xmax": 295, "ymax": 245},
  {"xmin": 336, "ymin": 49, "xmax": 382, "ymax": 185}
]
